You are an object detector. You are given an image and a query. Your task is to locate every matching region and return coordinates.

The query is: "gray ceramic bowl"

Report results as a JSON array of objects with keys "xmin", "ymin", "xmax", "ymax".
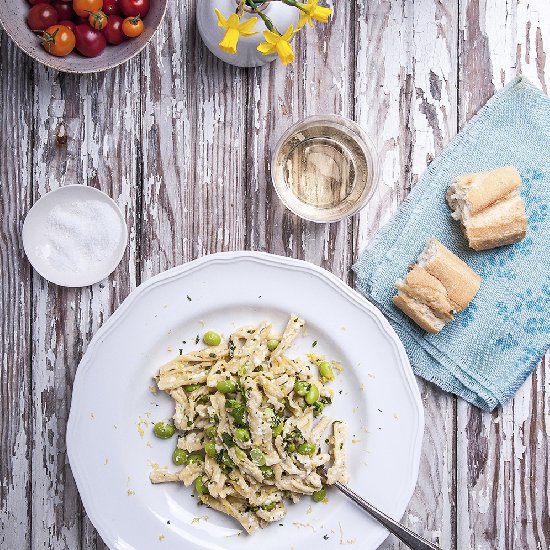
[{"xmin": 0, "ymin": 0, "xmax": 166, "ymax": 73}]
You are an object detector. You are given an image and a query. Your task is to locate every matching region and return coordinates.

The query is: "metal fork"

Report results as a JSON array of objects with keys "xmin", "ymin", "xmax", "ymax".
[{"xmin": 317, "ymin": 468, "xmax": 442, "ymax": 550}]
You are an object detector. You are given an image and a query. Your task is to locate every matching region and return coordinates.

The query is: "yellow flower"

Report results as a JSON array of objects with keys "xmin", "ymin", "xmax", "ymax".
[
  {"xmin": 257, "ymin": 25, "xmax": 295, "ymax": 65},
  {"xmin": 296, "ymin": 0, "xmax": 332, "ymax": 29},
  {"xmin": 215, "ymin": 8, "xmax": 258, "ymax": 55}
]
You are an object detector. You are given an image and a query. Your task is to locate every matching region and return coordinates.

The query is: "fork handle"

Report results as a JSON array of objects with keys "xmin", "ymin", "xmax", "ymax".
[{"xmin": 334, "ymin": 482, "xmax": 442, "ymax": 550}]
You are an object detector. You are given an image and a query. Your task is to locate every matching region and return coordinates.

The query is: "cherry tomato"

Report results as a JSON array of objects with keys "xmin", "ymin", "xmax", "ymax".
[
  {"xmin": 102, "ymin": 14, "xmax": 125, "ymax": 44},
  {"xmin": 58, "ymin": 19, "xmax": 77, "ymax": 33},
  {"xmin": 52, "ymin": 1, "xmax": 74, "ymax": 20},
  {"xmin": 27, "ymin": 4, "xmax": 59, "ymax": 31},
  {"xmin": 28, "ymin": 0, "xmax": 52, "ymax": 5},
  {"xmin": 72, "ymin": 0, "xmax": 102, "ymax": 17},
  {"xmin": 119, "ymin": 0, "xmax": 148, "ymax": 17},
  {"xmin": 41, "ymin": 24, "xmax": 76, "ymax": 56},
  {"xmin": 74, "ymin": 24, "xmax": 106, "ymax": 57},
  {"xmin": 121, "ymin": 14, "xmax": 143, "ymax": 37},
  {"xmin": 102, "ymin": 0, "xmax": 120, "ymax": 16},
  {"xmin": 88, "ymin": 10, "xmax": 107, "ymax": 29}
]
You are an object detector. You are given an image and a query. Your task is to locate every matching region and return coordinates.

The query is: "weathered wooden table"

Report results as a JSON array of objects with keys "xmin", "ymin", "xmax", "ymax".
[{"xmin": 1, "ymin": 1, "xmax": 549, "ymax": 549}]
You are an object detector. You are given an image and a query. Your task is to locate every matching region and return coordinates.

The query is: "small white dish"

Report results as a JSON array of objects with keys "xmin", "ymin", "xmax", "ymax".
[
  {"xmin": 67, "ymin": 251, "xmax": 424, "ymax": 550},
  {"xmin": 23, "ymin": 185, "xmax": 128, "ymax": 287}
]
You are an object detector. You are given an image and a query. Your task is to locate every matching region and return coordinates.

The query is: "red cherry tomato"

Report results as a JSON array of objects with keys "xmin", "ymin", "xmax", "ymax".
[
  {"xmin": 102, "ymin": 14, "xmax": 125, "ymax": 44},
  {"xmin": 119, "ymin": 0, "xmax": 148, "ymax": 17},
  {"xmin": 52, "ymin": 1, "xmax": 74, "ymax": 20},
  {"xmin": 58, "ymin": 19, "xmax": 77, "ymax": 33},
  {"xmin": 74, "ymin": 24, "xmax": 106, "ymax": 57},
  {"xmin": 102, "ymin": 0, "xmax": 120, "ymax": 16},
  {"xmin": 27, "ymin": 4, "xmax": 59, "ymax": 31},
  {"xmin": 28, "ymin": 0, "xmax": 52, "ymax": 5}
]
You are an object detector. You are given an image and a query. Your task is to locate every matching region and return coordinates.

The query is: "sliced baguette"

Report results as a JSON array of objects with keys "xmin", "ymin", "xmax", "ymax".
[
  {"xmin": 446, "ymin": 166, "xmax": 527, "ymax": 250},
  {"xmin": 393, "ymin": 292, "xmax": 447, "ymax": 334},
  {"xmin": 417, "ymin": 239, "xmax": 482, "ymax": 312}
]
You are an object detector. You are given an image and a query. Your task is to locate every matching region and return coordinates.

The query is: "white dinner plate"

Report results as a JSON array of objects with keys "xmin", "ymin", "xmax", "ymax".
[{"xmin": 67, "ymin": 251, "xmax": 423, "ymax": 550}]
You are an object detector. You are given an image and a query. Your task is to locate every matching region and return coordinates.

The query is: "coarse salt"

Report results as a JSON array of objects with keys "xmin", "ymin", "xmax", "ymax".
[{"xmin": 36, "ymin": 199, "xmax": 123, "ymax": 273}]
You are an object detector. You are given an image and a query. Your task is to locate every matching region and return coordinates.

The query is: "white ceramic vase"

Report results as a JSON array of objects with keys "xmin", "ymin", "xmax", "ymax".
[{"xmin": 197, "ymin": 0, "xmax": 299, "ymax": 67}]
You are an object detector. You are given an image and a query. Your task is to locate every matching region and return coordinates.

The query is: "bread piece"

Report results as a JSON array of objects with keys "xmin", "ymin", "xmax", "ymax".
[
  {"xmin": 393, "ymin": 293, "xmax": 447, "ymax": 334},
  {"xmin": 446, "ymin": 166, "xmax": 521, "ymax": 217},
  {"xmin": 395, "ymin": 266, "xmax": 454, "ymax": 320},
  {"xmin": 446, "ymin": 166, "xmax": 527, "ymax": 250},
  {"xmin": 417, "ymin": 239, "xmax": 482, "ymax": 312},
  {"xmin": 463, "ymin": 194, "xmax": 527, "ymax": 250}
]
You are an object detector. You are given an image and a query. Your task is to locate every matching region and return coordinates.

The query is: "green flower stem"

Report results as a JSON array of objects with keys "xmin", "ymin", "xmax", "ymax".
[
  {"xmin": 280, "ymin": 0, "xmax": 307, "ymax": 12},
  {"xmin": 245, "ymin": 0, "xmax": 279, "ymax": 34}
]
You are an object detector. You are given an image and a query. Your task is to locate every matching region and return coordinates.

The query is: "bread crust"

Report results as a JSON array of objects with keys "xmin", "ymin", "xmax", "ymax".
[
  {"xmin": 421, "ymin": 240, "xmax": 482, "ymax": 312},
  {"xmin": 464, "ymin": 194, "xmax": 527, "ymax": 251},
  {"xmin": 395, "ymin": 266, "xmax": 454, "ymax": 320},
  {"xmin": 449, "ymin": 166, "xmax": 521, "ymax": 215},
  {"xmin": 392, "ymin": 293, "xmax": 446, "ymax": 334}
]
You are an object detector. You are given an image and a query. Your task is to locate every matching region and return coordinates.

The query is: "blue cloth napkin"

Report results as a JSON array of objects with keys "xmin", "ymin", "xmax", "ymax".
[{"xmin": 353, "ymin": 76, "xmax": 550, "ymax": 411}]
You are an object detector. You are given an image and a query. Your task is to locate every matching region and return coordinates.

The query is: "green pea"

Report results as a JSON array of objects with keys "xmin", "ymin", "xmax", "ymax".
[
  {"xmin": 318, "ymin": 362, "xmax": 334, "ymax": 381},
  {"xmin": 234, "ymin": 428, "xmax": 250, "ymax": 442},
  {"xmin": 221, "ymin": 450, "xmax": 235, "ymax": 469},
  {"xmin": 184, "ymin": 384, "xmax": 202, "ymax": 392},
  {"xmin": 188, "ymin": 453, "xmax": 204, "ymax": 464},
  {"xmin": 195, "ymin": 476, "xmax": 208, "ymax": 496},
  {"xmin": 294, "ymin": 380, "xmax": 310, "ymax": 397},
  {"xmin": 267, "ymin": 339, "xmax": 280, "ymax": 352},
  {"xmin": 205, "ymin": 426, "xmax": 217, "ymax": 439},
  {"xmin": 262, "ymin": 502, "xmax": 276, "ymax": 511},
  {"xmin": 297, "ymin": 442, "xmax": 316, "ymax": 455},
  {"xmin": 286, "ymin": 443, "xmax": 296, "ymax": 453},
  {"xmin": 312, "ymin": 488, "xmax": 327, "ymax": 502},
  {"xmin": 153, "ymin": 421, "xmax": 175, "ymax": 439},
  {"xmin": 272, "ymin": 421, "xmax": 284, "ymax": 437},
  {"xmin": 217, "ymin": 379, "xmax": 237, "ymax": 394},
  {"xmin": 203, "ymin": 331, "xmax": 221, "ymax": 346},
  {"xmin": 250, "ymin": 448, "xmax": 266, "ymax": 466},
  {"xmin": 235, "ymin": 448, "xmax": 247, "ymax": 461},
  {"xmin": 305, "ymin": 384, "xmax": 319, "ymax": 405},
  {"xmin": 259, "ymin": 465, "xmax": 274, "ymax": 479},
  {"xmin": 204, "ymin": 442, "xmax": 217, "ymax": 457},
  {"xmin": 172, "ymin": 448, "xmax": 189, "ymax": 466}
]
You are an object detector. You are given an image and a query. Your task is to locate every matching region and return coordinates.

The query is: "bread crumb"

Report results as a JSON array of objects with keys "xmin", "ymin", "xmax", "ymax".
[
  {"xmin": 167, "ymin": 346, "xmax": 173, "ymax": 352},
  {"xmin": 292, "ymin": 522, "xmax": 315, "ymax": 531},
  {"xmin": 192, "ymin": 515, "xmax": 209, "ymax": 524},
  {"xmin": 149, "ymin": 385, "xmax": 158, "ymax": 395},
  {"xmin": 351, "ymin": 439, "xmax": 361, "ymax": 444},
  {"xmin": 137, "ymin": 416, "xmax": 150, "ymax": 438},
  {"xmin": 367, "ymin": 373, "xmax": 375, "ymax": 379},
  {"xmin": 90, "ymin": 412, "xmax": 95, "ymax": 420},
  {"xmin": 127, "ymin": 489, "xmax": 135, "ymax": 496},
  {"xmin": 104, "ymin": 458, "xmax": 109, "ymax": 465},
  {"xmin": 159, "ymin": 534, "xmax": 165, "ymax": 541}
]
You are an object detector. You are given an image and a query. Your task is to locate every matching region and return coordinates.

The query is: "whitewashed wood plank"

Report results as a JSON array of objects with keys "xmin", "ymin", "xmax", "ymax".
[
  {"xmin": 246, "ymin": 0, "xmax": 355, "ymax": 278},
  {"xmin": 140, "ymin": 2, "xmax": 248, "ymax": 280},
  {"xmin": 354, "ymin": 2, "xmax": 459, "ymax": 548},
  {"xmin": 29, "ymin": 63, "xmax": 140, "ymax": 550},
  {"xmin": 0, "ymin": 31, "xmax": 33, "ymax": 550},
  {"xmin": 457, "ymin": 1, "xmax": 550, "ymax": 548}
]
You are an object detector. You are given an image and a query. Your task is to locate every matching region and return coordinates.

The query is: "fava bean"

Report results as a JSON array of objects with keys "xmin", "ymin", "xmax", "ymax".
[
  {"xmin": 318, "ymin": 361, "xmax": 334, "ymax": 381},
  {"xmin": 234, "ymin": 428, "xmax": 250, "ymax": 442},
  {"xmin": 203, "ymin": 331, "xmax": 221, "ymax": 346},
  {"xmin": 294, "ymin": 380, "xmax": 310, "ymax": 397},
  {"xmin": 267, "ymin": 339, "xmax": 280, "ymax": 351},
  {"xmin": 217, "ymin": 379, "xmax": 237, "ymax": 393},
  {"xmin": 204, "ymin": 442, "xmax": 217, "ymax": 458},
  {"xmin": 205, "ymin": 426, "xmax": 217, "ymax": 439},
  {"xmin": 172, "ymin": 448, "xmax": 189, "ymax": 466},
  {"xmin": 184, "ymin": 384, "xmax": 202, "ymax": 392},
  {"xmin": 153, "ymin": 421, "xmax": 175, "ymax": 439},
  {"xmin": 297, "ymin": 442, "xmax": 316, "ymax": 455},
  {"xmin": 305, "ymin": 384, "xmax": 319, "ymax": 405},
  {"xmin": 259, "ymin": 465, "xmax": 274, "ymax": 479},
  {"xmin": 250, "ymin": 448, "xmax": 266, "ymax": 466},
  {"xmin": 195, "ymin": 476, "xmax": 208, "ymax": 495}
]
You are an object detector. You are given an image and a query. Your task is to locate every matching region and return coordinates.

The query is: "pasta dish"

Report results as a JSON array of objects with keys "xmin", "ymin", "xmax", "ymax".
[{"xmin": 149, "ymin": 315, "xmax": 349, "ymax": 534}]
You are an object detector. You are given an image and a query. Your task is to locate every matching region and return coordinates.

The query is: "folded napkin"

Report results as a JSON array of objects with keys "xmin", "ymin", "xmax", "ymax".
[{"xmin": 353, "ymin": 76, "xmax": 550, "ymax": 411}]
